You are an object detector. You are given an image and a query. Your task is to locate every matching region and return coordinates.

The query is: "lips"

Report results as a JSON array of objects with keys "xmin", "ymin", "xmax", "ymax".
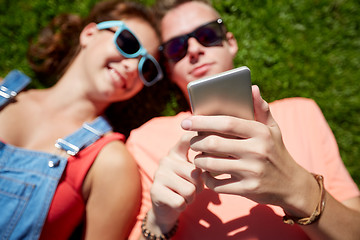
[
  {"xmin": 108, "ymin": 67, "xmax": 126, "ymax": 89},
  {"xmin": 190, "ymin": 63, "xmax": 212, "ymax": 78}
]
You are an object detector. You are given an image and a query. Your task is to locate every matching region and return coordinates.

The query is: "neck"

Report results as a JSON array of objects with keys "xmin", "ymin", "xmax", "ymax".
[{"xmin": 41, "ymin": 77, "xmax": 109, "ymax": 124}]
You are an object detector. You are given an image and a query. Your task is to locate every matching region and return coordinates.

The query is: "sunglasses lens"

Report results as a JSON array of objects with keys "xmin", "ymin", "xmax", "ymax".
[
  {"xmin": 141, "ymin": 58, "xmax": 160, "ymax": 85},
  {"xmin": 195, "ymin": 23, "xmax": 223, "ymax": 47},
  {"xmin": 116, "ymin": 29, "xmax": 140, "ymax": 55},
  {"xmin": 162, "ymin": 20, "xmax": 224, "ymax": 62},
  {"xmin": 163, "ymin": 37, "xmax": 188, "ymax": 62}
]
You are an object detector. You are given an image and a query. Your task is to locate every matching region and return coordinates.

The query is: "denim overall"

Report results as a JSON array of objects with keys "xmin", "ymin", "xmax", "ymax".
[{"xmin": 0, "ymin": 70, "xmax": 112, "ymax": 240}]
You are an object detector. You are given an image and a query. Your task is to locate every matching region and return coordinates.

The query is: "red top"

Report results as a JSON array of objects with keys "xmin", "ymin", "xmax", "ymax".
[{"xmin": 40, "ymin": 132, "xmax": 125, "ymax": 240}]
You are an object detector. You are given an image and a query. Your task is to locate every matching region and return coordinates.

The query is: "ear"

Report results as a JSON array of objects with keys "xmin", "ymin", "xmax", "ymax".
[
  {"xmin": 225, "ymin": 32, "xmax": 239, "ymax": 60},
  {"xmin": 79, "ymin": 22, "xmax": 98, "ymax": 47}
]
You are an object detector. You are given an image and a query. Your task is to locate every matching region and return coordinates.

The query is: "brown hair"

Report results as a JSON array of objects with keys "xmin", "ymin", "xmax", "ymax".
[
  {"xmin": 108, "ymin": 1, "xmax": 201, "ymax": 137},
  {"xmin": 27, "ymin": 0, "xmax": 159, "ymax": 87},
  {"xmin": 26, "ymin": 0, "xmax": 167, "ymax": 137},
  {"xmin": 153, "ymin": 0, "xmax": 211, "ymax": 24}
]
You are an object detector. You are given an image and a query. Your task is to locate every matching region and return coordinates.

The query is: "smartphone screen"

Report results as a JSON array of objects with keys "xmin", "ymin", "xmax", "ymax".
[{"xmin": 187, "ymin": 66, "xmax": 254, "ymax": 120}]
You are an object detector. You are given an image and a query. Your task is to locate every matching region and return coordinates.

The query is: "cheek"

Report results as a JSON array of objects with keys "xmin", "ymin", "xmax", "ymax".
[
  {"xmin": 130, "ymin": 78, "xmax": 144, "ymax": 97},
  {"xmin": 116, "ymin": 80, "xmax": 143, "ymax": 102},
  {"xmin": 215, "ymin": 48, "xmax": 235, "ymax": 69},
  {"xmin": 134, "ymin": 80, "xmax": 144, "ymax": 94},
  {"xmin": 88, "ymin": 37, "xmax": 117, "ymax": 62},
  {"xmin": 83, "ymin": 44, "xmax": 107, "ymax": 70},
  {"xmin": 171, "ymin": 71, "xmax": 189, "ymax": 97},
  {"xmin": 170, "ymin": 61, "xmax": 187, "ymax": 80}
]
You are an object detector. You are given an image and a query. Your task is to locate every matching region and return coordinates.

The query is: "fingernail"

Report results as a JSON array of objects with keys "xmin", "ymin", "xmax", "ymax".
[{"xmin": 181, "ymin": 119, "xmax": 192, "ymax": 130}]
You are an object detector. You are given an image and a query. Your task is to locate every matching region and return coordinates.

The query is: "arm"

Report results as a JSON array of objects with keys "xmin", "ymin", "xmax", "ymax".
[
  {"xmin": 84, "ymin": 140, "xmax": 141, "ymax": 240},
  {"xmin": 139, "ymin": 133, "xmax": 204, "ymax": 239},
  {"xmin": 181, "ymin": 85, "xmax": 360, "ymax": 239}
]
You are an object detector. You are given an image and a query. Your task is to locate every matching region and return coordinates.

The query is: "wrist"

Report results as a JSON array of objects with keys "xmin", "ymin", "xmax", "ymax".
[
  {"xmin": 283, "ymin": 173, "xmax": 326, "ymax": 225},
  {"xmin": 141, "ymin": 209, "xmax": 179, "ymax": 240},
  {"xmin": 282, "ymin": 171, "xmax": 321, "ymax": 217}
]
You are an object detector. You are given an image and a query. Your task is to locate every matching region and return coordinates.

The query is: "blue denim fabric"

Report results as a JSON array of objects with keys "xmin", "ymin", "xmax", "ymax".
[
  {"xmin": 0, "ymin": 70, "xmax": 112, "ymax": 240},
  {"xmin": 0, "ymin": 70, "xmax": 30, "ymax": 110},
  {"xmin": 0, "ymin": 144, "xmax": 68, "ymax": 240}
]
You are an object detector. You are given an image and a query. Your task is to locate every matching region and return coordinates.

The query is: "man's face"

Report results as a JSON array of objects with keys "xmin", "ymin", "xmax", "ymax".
[{"xmin": 161, "ymin": 1, "xmax": 238, "ymax": 100}]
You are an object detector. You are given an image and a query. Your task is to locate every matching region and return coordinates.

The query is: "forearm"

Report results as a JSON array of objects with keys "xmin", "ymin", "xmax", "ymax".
[
  {"xmin": 280, "ymin": 172, "xmax": 360, "ymax": 239},
  {"xmin": 299, "ymin": 193, "xmax": 360, "ymax": 240}
]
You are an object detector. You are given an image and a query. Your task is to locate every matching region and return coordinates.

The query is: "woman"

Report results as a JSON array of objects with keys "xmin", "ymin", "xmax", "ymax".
[{"xmin": 0, "ymin": 0, "xmax": 162, "ymax": 239}]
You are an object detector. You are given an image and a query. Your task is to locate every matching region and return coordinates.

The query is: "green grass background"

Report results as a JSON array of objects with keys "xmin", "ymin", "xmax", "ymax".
[{"xmin": 0, "ymin": 0, "xmax": 359, "ymax": 186}]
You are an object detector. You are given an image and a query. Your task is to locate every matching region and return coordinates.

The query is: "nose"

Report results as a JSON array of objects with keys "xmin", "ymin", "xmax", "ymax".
[
  {"xmin": 186, "ymin": 37, "xmax": 204, "ymax": 62},
  {"xmin": 122, "ymin": 58, "xmax": 139, "ymax": 77}
]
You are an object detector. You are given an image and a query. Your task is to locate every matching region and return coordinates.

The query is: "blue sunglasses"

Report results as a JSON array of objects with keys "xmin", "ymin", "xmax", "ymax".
[{"xmin": 97, "ymin": 21, "xmax": 163, "ymax": 87}]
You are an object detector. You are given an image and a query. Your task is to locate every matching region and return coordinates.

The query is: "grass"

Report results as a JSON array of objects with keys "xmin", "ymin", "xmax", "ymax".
[
  {"xmin": 213, "ymin": 0, "xmax": 360, "ymax": 186},
  {"xmin": 0, "ymin": 0, "xmax": 359, "ymax": 186}
]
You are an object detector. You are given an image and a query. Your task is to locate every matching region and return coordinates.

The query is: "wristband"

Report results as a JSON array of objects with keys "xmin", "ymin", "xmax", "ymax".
[
  {"xmin": 283, "ymin": 174, "xmax": 326, "ymax": 225},
  {"xmin": 141, "ymin": 211, "xmax": 179, "ymax": 240}
]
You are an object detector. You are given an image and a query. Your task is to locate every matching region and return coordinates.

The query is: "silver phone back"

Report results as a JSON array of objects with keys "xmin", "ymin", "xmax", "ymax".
[{"xmin": 187, "ymin": 66, "xmax": 254, "ymax": 120}]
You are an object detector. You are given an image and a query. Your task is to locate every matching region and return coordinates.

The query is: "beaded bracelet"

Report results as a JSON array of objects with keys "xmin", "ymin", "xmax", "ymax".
[
  {"xmin": 141, "ymin": 212, "xmax": 179, "ymax": 240},
  {"xmin": 283, "ymin": 174, "xmax": 326, "ymax": 225}
]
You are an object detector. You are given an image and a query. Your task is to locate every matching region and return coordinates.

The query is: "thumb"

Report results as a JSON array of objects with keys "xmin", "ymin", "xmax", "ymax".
[{"xmin": 252, "ymin": 85, "xmax": 276, "ymax": 126}]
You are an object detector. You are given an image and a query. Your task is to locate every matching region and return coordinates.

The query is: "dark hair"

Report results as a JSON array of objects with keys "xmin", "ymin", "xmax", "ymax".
[
  {"xmin": 27, "ymin": 0, "xmax": 159, "ymax": 87},
  {"xmin": 107, "ymin": 1, "xmax": 198, "ymax": 137}
]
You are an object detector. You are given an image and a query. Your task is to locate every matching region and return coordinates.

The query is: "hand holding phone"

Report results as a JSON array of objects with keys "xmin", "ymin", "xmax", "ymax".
[{"xmin": 187, "ymin": 67, "xmax": 254, "ymax": 176}]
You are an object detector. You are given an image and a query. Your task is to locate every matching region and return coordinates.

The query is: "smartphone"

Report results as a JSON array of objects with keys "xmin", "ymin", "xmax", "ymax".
[{"xmin": 187, "ymin": 66, "xmax": 254, "ymax": 120}]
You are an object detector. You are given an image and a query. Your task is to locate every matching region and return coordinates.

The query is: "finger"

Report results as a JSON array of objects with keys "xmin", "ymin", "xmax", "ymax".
[
  {"xmin": 201, "ymin": 171, "xmax": 238, "ymax": 192},
  {"xmin": 190, "ymin": 133, "xmax": 265, "ymax": 159},
  {"xmin": 158, "ymin": 154, "xmax": 203, "ymax": 187},
  {"xmin": 169, "ymin": 132, "xmax": 197, "ymax": 160},
  {"xmin": 194, "ymin": 153, "xmax": 264, "ymax": 176},
  {"xmin": 182, "ymin": 115, "xmax": 264, "ymax": 139},
  {"xmin": 151, "ymin": 182, "xmax": 187, "ymax": 212},
  {"xmin": 153, "ymin": 164, "xmax": 202, "ymax": 205},
  {"xmin": 252, "ymin": 85, "xmax": 277, "ymax": 127},
  {"xmin": 201, "ymin": 171, "xmax": 257, "ymax": 196}
]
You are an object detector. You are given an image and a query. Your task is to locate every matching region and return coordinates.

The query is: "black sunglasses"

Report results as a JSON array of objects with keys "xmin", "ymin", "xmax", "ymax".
[
  {"xmin": 97, "ymin": 21, "xmax": 163, "ymax": 87},
  {"xmin": 159, "ymin": 19, "xmax": 226, "ymax": 62}
]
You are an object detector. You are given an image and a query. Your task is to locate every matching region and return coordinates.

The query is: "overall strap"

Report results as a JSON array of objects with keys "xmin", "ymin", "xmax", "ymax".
[
  {"xmin": 0, "ymin": 70, "xmax": 31, "ymax": 109},
  {"xmin": 55, "ymin": 116, "xmax": 113, "ymax": 156}
]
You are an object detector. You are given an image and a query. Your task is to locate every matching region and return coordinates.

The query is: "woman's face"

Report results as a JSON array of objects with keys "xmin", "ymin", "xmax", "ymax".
[{"xmin": 79, "ymin": 17, "xmax": 160, "ymax": 103}]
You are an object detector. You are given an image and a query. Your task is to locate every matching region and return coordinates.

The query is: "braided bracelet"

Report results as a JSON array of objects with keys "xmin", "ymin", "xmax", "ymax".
[
  {"xmin": 283, "ymin": 174, "xmax": 326, "ymax": 225},
  {"xmin": 141, "ymin": 212, "xmax": 179, "ymax": 240}
]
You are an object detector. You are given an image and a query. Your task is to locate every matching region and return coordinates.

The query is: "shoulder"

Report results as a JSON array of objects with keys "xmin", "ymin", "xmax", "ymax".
[
  {"xmin": 85, "ymin": 138, "xmax": 140, "ymax": 197},
  {"xmin": 129, "ymin": 111, "xmax": 191, "ymax": 139},
  {"xmin": 83, "ymin": 136, "xmax": 139, "ymax": 188},
  {"xmin": 126, "ymin": 112, "xmax": 191, "ymax": 167},
  {"xmin": 269, "ymin": 97, "xmax": 331, "ymax": 143},
  {"xmin": 83, "ymin": 139, "xmax": 141, "ymax": 239},
  {"xmin": 96, "ymin": 139, "xmax": 137, "ymax": 172},
  {"xmin": 136, "ymin": 111, "xmax": 191, "ymax": 129},
  {"xmin": 269, "ymin": 97, "xmax": 324, "ymax": 122},
  {"xmin": 270, "ymin": 97, "xmax": 319, "ymax": 112},
  {"xmin": 126, "ymin": 111, "xmax": 191, "ymax": 152}
]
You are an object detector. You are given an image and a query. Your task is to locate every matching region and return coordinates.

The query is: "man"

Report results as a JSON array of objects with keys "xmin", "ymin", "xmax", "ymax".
[{"xmin": 127, "ymin": 1, "xmax": 360, "ymax": 239}]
